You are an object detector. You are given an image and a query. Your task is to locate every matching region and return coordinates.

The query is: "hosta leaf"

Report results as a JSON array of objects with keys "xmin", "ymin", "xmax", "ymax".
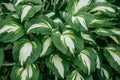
[
  {"xmin": 0, "ymin": 17, "xmax": 24, "ymax": 42},
  {"xmin": 66, "ymin": 0, "xmax": 92, "ymax": 14},
  {"xmin": 52, "ymin": 29, "xmax": 84, "ymax": 57},
  {"xmin": 0, "ymin": 48, "xmax": 4, "ymax": 67},
  {"xmin": 73, "ymin": 48, "xmax": 97, "ymax": 75},
  {"xmin": 104, "ymin": 45, "xmax": 120, "ymax": 73},
  {"xmin": 40, "ymin": 36, "xmax": 53, "ymax": 57},
  {"xmin": 95, "ymin": 28, "xmax": 113, "ymax": 36},
  {"xmin": 109, "ymin": 35, "xmax": 120, "ymax": 45},
  {"xmin": 25, "ymin": 15, "xmax": 55, "ymax": 35},
  {"xmin": 13, "ymin": 38, "xmax": 41, "ymax": 66},
  {"xmin": 97, "ymin": 64, "xmax": 113, "ymax": 80},
  {"xmin": 90, "ymin": 18, "xmax": 116, "ymax": 27},
  {"xmin": 81, "ymin": 32, "xmax": 96, "ymax": 44},
  {"xmin": 90, "ymin": 3, "xmax": 116, "ymax": 15},
  {"xmin": 3, "ymin": 3, "xmax": 15, "ymax": 11},
  {"xmin": 45, "ymin": 54, "xmax": 69, "ymax": 78},
  {"xmin": 16, "ymin": 4, "xmax": 42, "ymax": 22},
  {"xmin": 67, "ymin": 70, "xmax": 85, "ymax": 80},
  {"xmin": 62, "ymin": 12, "xmax": 94, "ymax": 31},
  {"xmin": 10, "ymin": 63, "xmax": 39, "ymax": 80}
]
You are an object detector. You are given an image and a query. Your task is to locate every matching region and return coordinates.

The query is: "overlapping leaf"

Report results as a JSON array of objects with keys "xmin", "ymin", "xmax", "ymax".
[
  {"xmin": 62, "ymin": 12, "xmax": 94, "ymax": 31},
  {"xmin": 67, "ymin": 70, "xmax": 85, "ymax": 80},
  {"xmin": 73, "ymin": 48, "xmax": 97, "ymax": 75},
  {"xmin": 0, "ymin": 17, "xmax": 24, "ymax": 42},
  {"xmin": 10, "ymin": 63, "xmax": 39, "ymax": 80},
  {"xmin": 12, "ymin": 38, "xmax": 41, "ymax": 66},
  {"xmin": 104, "ymin": 45, "xmax": 120, "ymax": 73},
  {"xmin": 25, "ymin": 15, "xmax": 55, "ymax": 35},
  {"xmin": 52, "ymin": 29, "xmax": 84, "ymax": 57},
  {"xmin": 16, "ymin": 4, "xmax": 42, "ymax": 22},
  {"xmin": 45, "ymin": 54, "xmax": 69, "ymax": 79}
]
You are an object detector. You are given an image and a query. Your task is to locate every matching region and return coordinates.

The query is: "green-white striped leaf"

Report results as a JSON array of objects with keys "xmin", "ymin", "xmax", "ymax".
[
  {"xmin": 90, "ymin": 3, "xmax": 116, "ymax": 14},
  {"xmin": 40, "ymin": 36, "xmax": 53, "ymax": 57},
  {"xmin": 0, "ymin": 17, "xmax": 24, "ymax": 42},
  {"xmin": 0, "ymin": 48, "xmax": 4, "ymax": 68},
  {"xmin": 90, "ymin": 18, "xmax": 116, "ymax": 27},
  {"xmin": 52, "ymin": 29, "xmax": 84, "ymax": 57},
  {"xmin": 72, "ymin": 16, "xmax": 88, "ymax": 30},
  {"xmin": 10, "ymin": 63, "xmax": 39, "ymax": 80},
  {"xmin": 62, "ymin": 12, "xmax": 94, "ymax": 31},
  {"xmin": 13, "ymin": 38, "xmax": 41, "ymax": 66},
  {"xmin": 95, "ymin": 28, "xmax": 113, "ymax": 36},
  {"xmin": 73, "ymin": 48, "xmax": 97, "ymax": 75},
  {"xmin": 66, "ymin": 0, "xmax": 91, "ymax": 14},
  {"xmin": 81, "ymin": 32, "xmax": 96, "ymax": 44},
  {"xmin": 25, "ymin": 15, "xmax": 54, "ymax": 35},
  {"xmin": 45, "ymin": 54, "xmax": 69, "ymax": 78},
  {"xmin": 67, "ymin": 70, "xmax": 85, "ymax": 80},
  {"xmin": 3, "ymin": 3, "xmax": 15, "ymax": 11},
  {"xmin": 16, "ymin": 4, "xmax": 42, "ymax": 22},
  {"xmin": 104, "ymin": 45, "xmax": 120, "ymax": 73},
  {"xmin": 95, "ymin": 0, "xmax": 106, "ymax": 2},
  {"xmin": 97, "ymin": 65, "xmax": 113, "ymax": 80}
]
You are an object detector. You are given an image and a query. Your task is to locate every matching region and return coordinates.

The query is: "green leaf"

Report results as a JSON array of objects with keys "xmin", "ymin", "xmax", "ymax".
[
  {"xmin": 62, "ymin": 12, "xmax": 94, "ymax": 31},
  {"xmin": 73, "ymin": 48, "xmax": 97, "ymax": 75},
  {"xmin": 10, "ymin": 63, "xmax": 39, "ymax": 80},
  {"xmin": 0, "ymin": 17, "xmax": 24, "ymax": 42},
  {"xmin": 52, "ymin": 29, "xmax": 84, "ymax": 57},
  {"xmin": 45, "ymin": 54, "xmax": 69, "ymax": 79},
  {"xmin": 104, "ymin": 45, "xmax": 120, "ymax": 73},
  {"xmin": 66, "ymin": 70, "xmax": 85, "ymax": 80},
  {"xmin": 0, "ymin": 48, "xmax": 4, "ymax": 68},
  {"xmin": 16, "ymin": 4, "xmax": 42, "ymax": 22},
  {"xmin": 40, "ymin": 36, "xmax": 53, "ymax": 57},
  {"xmin": 97, "ymin": 64, "xmax": 113, "ymax": 80},
  {"xmin": 25, "ymin": 15, "xmax": 55, "ymax": 35},
  {"xmin": 12, "ymin": 38, "xmax": 41, "ymax": 66},
  {"xmin": 66, "ymin": 0, "xmax": 92, "ymax": 14}
]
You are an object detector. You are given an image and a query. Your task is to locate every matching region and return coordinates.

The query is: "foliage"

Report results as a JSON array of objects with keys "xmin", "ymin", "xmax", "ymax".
[{"xmin": 0, "ymin": 0, "xmax": 120, "ymax": 80}]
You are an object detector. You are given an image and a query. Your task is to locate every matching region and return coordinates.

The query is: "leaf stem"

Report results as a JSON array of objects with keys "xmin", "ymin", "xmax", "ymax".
[{"xmin": 2, "ymin": 63, "xmax": 15, "ymax": 66}]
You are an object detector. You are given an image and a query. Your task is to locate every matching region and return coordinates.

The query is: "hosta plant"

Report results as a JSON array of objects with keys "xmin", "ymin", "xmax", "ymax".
[{"xmin": 0, "ymin": 0, "xmax": 120, "ymax": 80}]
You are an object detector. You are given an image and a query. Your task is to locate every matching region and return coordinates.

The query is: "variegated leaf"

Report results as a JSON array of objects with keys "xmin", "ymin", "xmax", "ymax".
[
  {"xmin": 67, "ymin": 70, "xmax": 85, "ymax": 80},
  {"xmin": 52, "ymin": 29, "xmax": 84, "ymax": 57},
  {"xmin": 73, "ymin": 48, "xmax": 97, "ymax": 75},
  {"xmin": 0, "ymin": 19, "xmax": 24, "ymax": 42},
  {"xmin": 72, "ymin": 16, "xmax": 88, "ymax": 30},
  {"xmin": 16, "ymin": 4, "xmax": 42, "ymax": 22},
  {"xmin": 45, "ymin": 54, "xmax": 69, "ymax": 79},
  {"xmin": 66, "ymin": 0, "xmax": 91, "ymax": 14},
  {"xmin": 97, "ymin": 65, "xmax": 113, "ymax": 80},
  {"xmin": 25, "ymin": 15, "xmax": 54, "ymax": 35},
  {"xmin": 40, "ymin": 36, "xmax": 53, "ymax": 57},
  {"xmin": 13, "ymin": 38, "xmax": 41, "ymax": 66},
  {"xmin": 10, "ymin": 63, "xmax": 39, "ymax": 80},
  {"xmin": 104, "ymin": 45, "xmax": 120, "ymax": 73},
  {"xmin": 90, "ymin": 3, "xmax": 115, "ymax": 13}
]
